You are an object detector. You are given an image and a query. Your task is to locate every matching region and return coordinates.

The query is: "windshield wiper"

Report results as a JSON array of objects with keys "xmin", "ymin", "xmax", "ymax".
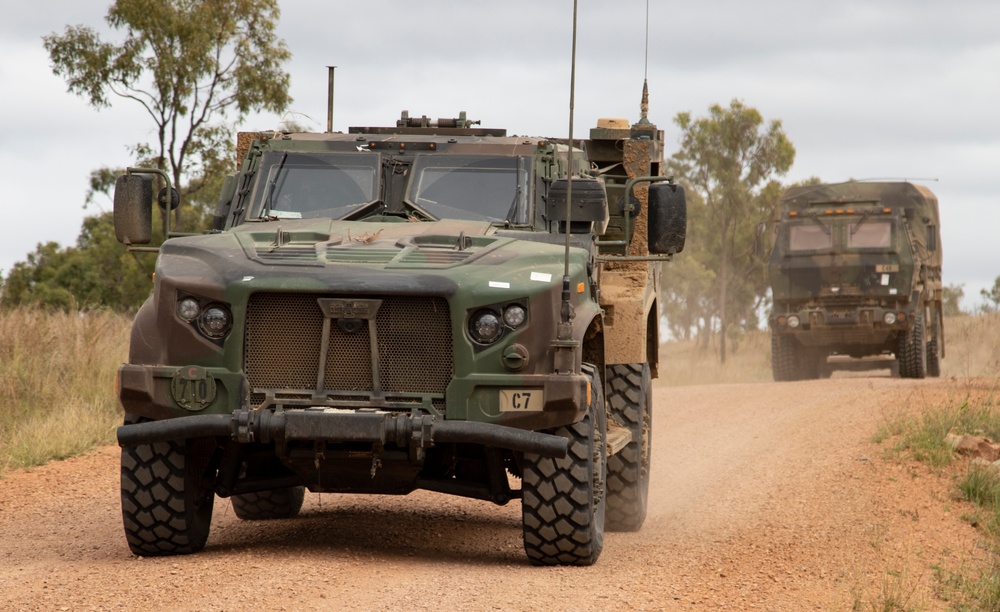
[
  {"xmin": 850, "ymin": 209, "xmax": 873, "ymax": 236},
  {"xmin": 260, "ymin": 152, "xmax": 288, "ymax": 220},
  {"xmin": 808, "ymin": 215, "xmax": 832, "ymax": 235}
]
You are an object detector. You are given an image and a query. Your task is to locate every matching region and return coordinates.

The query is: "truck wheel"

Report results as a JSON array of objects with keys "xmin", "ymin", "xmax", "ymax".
[
  {"xmin": 231, "ymin": 486, "xmax": 305, "ymax": 520},
  {"xmin": 926, "ymin": 336, "xmax": 941, "ymax": 378},
  {"xmin": 521, "ymin": 365, "xmax": 607, "ymax": 566},
  {"xmin": 897, "ymin": 312, "xmax": 927, "ymax": 379},
  {"xmin": 120, "ymin": 423, "xmax": 215, "ymax": 556},
  {"xmin": 605, "ymin": 363, "xmax": 651, "ymax": 532},
  {"xmin": 771, "ymin": 333, "xmax": 798, "ymax": 381}
]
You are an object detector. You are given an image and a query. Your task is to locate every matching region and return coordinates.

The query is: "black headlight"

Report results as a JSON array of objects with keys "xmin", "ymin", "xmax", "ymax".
[
  {"xmin": 198, "ymin": 305, "xmax": 233, "ymax": 339},
  {"xmin": 469, "ymin": 310, "xmax": 503, "ymax": 344}
]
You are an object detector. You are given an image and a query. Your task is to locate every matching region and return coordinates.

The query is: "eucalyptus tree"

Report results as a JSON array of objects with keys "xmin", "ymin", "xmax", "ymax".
[
  {"xmin": 44, "ymin": 0, "xmax": 292, "ymax": 227},
  {"xmin": 666, "ymin": 100, "xmax": 795, "ymax": 362}
]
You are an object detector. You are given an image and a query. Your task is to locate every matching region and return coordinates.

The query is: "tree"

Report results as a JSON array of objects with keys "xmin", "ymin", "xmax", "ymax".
[
  {"xmin": 666, "ymin": 100, "xmax": 795, "ymax": 362},
  {"xmin": 942, "ymin": 283, "xmax": 966, "ymax": 317},
  {"xmin": 1, "ymin": 214, "xmax": 155, "ymax": 311},
  {"xmin": 11, "ymin": 0, "xmax": 293, "ymax": 311},
  {"xmin": 981, "ymin": 277, "xmax": 1000, "ymax": 313},
  {"xmin": 43, "ymin": 0, "xmax": 292, "ymax": 228}
]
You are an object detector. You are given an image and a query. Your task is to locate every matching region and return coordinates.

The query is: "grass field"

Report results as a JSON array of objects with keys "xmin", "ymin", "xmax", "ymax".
[{"xmin": 0, "ymin": 308, "xmax": 129, "ymax": 473}]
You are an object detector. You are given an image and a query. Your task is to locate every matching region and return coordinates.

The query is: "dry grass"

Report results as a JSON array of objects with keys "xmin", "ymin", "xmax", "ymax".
[
  {"xmin": 0, "ymin": 308, "xmax": 129, "ymax": 474},
  {"xmin": 657, "ymin": 314, "xmax": 1000, "ymax": 387}
]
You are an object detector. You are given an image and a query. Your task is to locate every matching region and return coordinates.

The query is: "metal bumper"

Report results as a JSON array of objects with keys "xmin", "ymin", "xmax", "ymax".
[{"xmin": 116, "ymin": 408, "xmax": 569, "ymax": 458}]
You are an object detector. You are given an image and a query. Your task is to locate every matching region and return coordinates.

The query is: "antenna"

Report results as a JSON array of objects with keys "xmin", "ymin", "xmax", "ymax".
[
  {"xmin": 326, "ymin": 66, "xmax": 337, "ymax": 133},
  {"xmin": 560, "ymin": 0, "xmax": 578, "ymax": 328},
  {"xmin": 636, "ymin": 0, "xmax": 652, "ymax": 128}
]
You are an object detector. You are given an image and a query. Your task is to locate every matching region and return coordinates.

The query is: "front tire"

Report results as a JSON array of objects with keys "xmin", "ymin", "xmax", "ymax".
[
  {"xmin": 897, "ymin": 312, "xmax": 927, "ymax": 379},
  {"xmin": 771, "ymin": 333, "xmax": 799, "ymax": 381},
  {"xmin": 120, "ymin": 430, "xmax": 216, "ymax": 556},
  {"xmin": 521, "ymin": 364, "xmax": 607, "ymax": 566},
  {"xmin": 605, "ymin": 363, "xmax": 651, "ymax": 532}
]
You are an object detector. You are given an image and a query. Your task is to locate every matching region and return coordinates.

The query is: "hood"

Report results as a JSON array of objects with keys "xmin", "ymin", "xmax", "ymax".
[{"xmin": 156, "ymin": 218, "xmax": 585, "ymax": 298}]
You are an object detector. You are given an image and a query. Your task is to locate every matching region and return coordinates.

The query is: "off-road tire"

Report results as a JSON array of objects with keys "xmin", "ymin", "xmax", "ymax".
[
  {"xmin": 522, "ymin": 365, "xmax": 607, "ymax": 566},
  {"xmin": 231, "ymin": 487, "xmax": 306, "ymax": 521},
  {"xmin": 926, "ymin": 336, "xmax": 941, "ymax": 378},
  {"xmin": 771, "ymin": 333, "xmax": 799, "ymax": 381},
  {"xmin": 897, "ymin": 312, "xmax": 927, "ymax": 379},
  {"xmin": 605, "ymin": 363, "xmax": 651, "ymax": 532},
  {"xmin": 120, "ymin": 430, "xmax": 215, "ymax": 556}
]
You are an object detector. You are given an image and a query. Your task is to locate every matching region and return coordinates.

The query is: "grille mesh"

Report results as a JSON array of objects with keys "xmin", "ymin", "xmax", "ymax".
[{"xmin": 245, "ymin": 293, "xmax": 453, "ymax": 407}]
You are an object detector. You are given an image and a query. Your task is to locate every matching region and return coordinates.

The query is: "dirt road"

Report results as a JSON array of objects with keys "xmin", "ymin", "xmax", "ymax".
[{"xmin": 0, "ymin": 375, "xmax": 985, "ymax": 611}]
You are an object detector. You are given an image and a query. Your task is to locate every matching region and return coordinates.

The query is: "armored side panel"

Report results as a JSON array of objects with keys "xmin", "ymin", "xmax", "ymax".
[{"xmin": 587, "ymin": 122, "xmax": 665, "ymax": 374}]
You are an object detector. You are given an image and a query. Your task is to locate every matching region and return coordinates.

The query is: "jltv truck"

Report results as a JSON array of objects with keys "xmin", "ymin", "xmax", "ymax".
[{"xmin": 112, "ymin": 104, "xmax": 686, "ymax": 566}]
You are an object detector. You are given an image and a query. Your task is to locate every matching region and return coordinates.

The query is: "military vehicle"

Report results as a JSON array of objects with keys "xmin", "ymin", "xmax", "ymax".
[
  {"xmin": 767, "ymin": 181, "xmax": 943, "ymax": 381},
  {"xmin": 111, "ymin": 84, "xmax": 686, "ymax": 565}
]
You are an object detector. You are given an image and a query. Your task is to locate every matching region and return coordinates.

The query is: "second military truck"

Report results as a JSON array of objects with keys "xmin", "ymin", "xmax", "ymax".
[
  {"xmin": 111, "ymin": 105, "xmax": 685, "ymax": 565},
  {"xmin": 767, "ymin": 181, "xmax": 943, "ymax": 380}
]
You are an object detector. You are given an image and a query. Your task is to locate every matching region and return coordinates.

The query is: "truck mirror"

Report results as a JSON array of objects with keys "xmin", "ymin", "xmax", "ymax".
[
  {"xmin": 648, "ymin": 182, "xmax": 686, "ymax": 254},
  {"xmin": 546, "ymin": 178, "xmax": 610, "ymax": 233},
  {"xmin": 113, "ymin": 174, "xmax": 154, "ymax": 245}
]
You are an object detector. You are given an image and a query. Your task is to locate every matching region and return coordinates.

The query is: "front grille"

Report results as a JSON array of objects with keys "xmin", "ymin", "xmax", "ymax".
[{"xmin": 245, "ymin": 293, "xmax": 453, "ymax": 410}]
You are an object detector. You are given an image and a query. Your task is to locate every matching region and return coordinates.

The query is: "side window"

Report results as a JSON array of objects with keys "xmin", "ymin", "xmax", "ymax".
[{"xmin": 927, "ymin": 225, "xmax": 937, "ymax": 251}]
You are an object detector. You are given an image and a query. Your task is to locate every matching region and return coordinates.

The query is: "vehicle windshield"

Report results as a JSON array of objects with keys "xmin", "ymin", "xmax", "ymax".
[
  {"xmin": 406, "ymin": 155, "xmax": 529, "ymax": 223},
  {"xmin": 848, "ymin": 219, "xmax": 892, "ymax": 249},
  {"xmin": 250, "ymin": 151, "xmax": 379, "ymax": 219},
  {"xmin": 787, "ymin": 222, "xmax": 833, "ymax": 251}
]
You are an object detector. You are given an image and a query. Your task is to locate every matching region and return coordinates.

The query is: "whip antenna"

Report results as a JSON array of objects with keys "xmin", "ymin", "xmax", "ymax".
[{"xmin": 560, "ymin": 0, "xmax": 578, "ymax": 327}]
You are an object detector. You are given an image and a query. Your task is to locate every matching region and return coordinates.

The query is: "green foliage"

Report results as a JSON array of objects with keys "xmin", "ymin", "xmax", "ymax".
[
  {"xmin": 981, "ymin": 277, "xmax": 1000, "ymax": 314},
  {"xmin": 1, "ymin": 214, "xmax": 155, "ymax": 311},
  {"xmin": 17, "ymin": 0, "xmax": 293, "ymax": 311},
  {"xmin": 664, "ymin": 99, "xmax": 795, "ymax": 361},
  {"xmin": 944, "ymin": 283, "xmax": 967, "ymax": 317},
  {"xmin": 43, "ymin": 0, "xmax": 291, "ymax": 200}
]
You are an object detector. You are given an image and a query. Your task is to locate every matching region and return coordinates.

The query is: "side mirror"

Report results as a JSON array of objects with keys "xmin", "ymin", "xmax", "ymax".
[
  {"xmin": 648, "ymin": 183, "xmax": 686, "ymax": 254},
  {"xmin": 113, "ymin": 174, "xmax": 153, "ymax": 245},
  {"xmin": 546, "ymin": 178, "xmax": 610, "ymax": 234}
]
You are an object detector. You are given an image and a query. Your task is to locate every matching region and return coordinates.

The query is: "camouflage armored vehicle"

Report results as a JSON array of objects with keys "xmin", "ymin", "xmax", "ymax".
[
  {"xmin": 767, "ymin": 181, "xmax": 943, "ymax": 380},
  {"xmin": 111, "ymin": 101, "xmax": 686, "ymax": 565}
]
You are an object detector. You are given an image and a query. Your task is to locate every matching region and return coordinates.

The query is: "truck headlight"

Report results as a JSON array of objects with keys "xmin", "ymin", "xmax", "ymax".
[
  {"xmin": 177, "ymin": 297, "xmax": 201, "ymax": 322},
  {"xmin": 503, "ymin": 304, "xmax": 527, "ymax": 329},
  {"xmin": 199, "ymin": 305, "xmax": 233, "ymax": 339},
  {"xmin": 470, "ymin": 310, "xmax": 503, "ymax": 344},
  {"xmin": 787, "ymin": 315, "xmax": 800, "ymax": 329},
  {"xmin": 883, "ymin": 312, "xmax": 897, "ymax": 325}
]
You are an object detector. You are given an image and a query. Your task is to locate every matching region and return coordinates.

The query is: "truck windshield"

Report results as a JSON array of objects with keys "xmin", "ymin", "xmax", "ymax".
[
  {"xmin": 251, "ymin": 151, "xmax": 379, "ymax": 219},
  {"xmin": 848, "ymin": 219, "xmax": 892, "ymax": 249},
  {"xmin": 406, "ymin": 155, "xmax": 529, "ymax": 223},
  {"xmin": 788, "ymin": 222, "xmax": 832, "ymax": 251}
]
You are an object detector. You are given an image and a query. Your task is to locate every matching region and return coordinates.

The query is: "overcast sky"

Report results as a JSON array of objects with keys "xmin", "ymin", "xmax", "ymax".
[{"xmin": 1, "ymin": 1, "xmax": 998, "ymax": 307}]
